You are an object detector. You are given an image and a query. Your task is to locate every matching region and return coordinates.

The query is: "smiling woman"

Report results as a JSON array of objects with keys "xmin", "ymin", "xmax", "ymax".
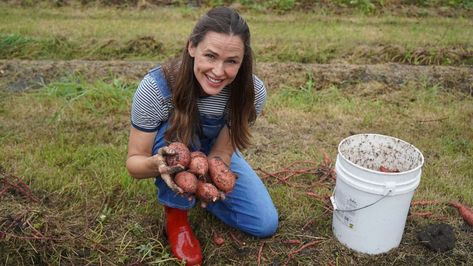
[{"xmin": 125, "ymin": 7, "xmax": 278, "ymax": 266}]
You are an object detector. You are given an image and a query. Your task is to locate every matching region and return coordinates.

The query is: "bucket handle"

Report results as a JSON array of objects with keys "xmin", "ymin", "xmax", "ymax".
[{"xmin": 330, "ymin": 182, "xmax": 395, "ymax": 212}]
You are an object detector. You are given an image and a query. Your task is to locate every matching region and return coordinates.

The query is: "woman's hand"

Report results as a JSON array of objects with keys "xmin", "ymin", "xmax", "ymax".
[
  {"xmin": 127, "ymin": 127, "xmax": 185, "ymax": 193},
  {"xmin": 154, "ymin": 146, "xmax": 185, "ymax": 193}
]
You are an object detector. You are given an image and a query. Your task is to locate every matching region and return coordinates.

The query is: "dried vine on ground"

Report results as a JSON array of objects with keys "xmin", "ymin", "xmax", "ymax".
[
  {"xmin": 0, "ymin": 166, "xmax": 38, "ymax": 203},
  {"xmin": 257, "ymin": 153, "xmax": 336, "ymax": 218}
]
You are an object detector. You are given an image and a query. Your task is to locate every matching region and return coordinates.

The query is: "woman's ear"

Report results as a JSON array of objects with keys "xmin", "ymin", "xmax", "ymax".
[{"xmin": 188, "ymin": 41, "xmax": 196, "ymax": 57}]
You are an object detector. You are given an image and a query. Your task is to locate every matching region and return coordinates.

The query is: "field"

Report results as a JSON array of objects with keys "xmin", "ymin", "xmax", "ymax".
[{"xmin": 1, "ymin": 1, "xmax": 472, "ymax": 265}]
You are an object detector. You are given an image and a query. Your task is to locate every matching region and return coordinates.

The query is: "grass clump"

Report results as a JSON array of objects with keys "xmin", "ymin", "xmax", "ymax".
[
  {"xmin": 0, "ymin": 34, "xmax": 32, "ymax": 53},
  {"xmin": 0, "ymin": 33, "xmax": 165, "ymax": 60}
]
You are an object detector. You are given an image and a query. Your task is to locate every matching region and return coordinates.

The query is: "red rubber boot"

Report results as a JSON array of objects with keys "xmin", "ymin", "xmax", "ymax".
[{"xmin": 164, "ymin": 206, "xmax": 203, "ymax": 266}]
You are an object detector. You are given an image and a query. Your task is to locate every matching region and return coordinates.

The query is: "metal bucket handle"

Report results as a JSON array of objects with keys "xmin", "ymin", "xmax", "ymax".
[{"xmin": 330, "ymin": 182, "xmax": 396, "ymax": 212}]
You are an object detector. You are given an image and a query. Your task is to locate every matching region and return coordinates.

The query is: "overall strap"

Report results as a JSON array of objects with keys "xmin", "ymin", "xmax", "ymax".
[{"xmin": 148, "ymin": 66, "xmax": 172, "ymax": 100}]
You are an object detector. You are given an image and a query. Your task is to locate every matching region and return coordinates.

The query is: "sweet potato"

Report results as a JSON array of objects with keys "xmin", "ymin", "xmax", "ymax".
[
  {"xmin": 174, "ymin": 171, "xmax": 198, "ymax": 194},
  {"xmin": 379, "ymin": 165, "xmax": 400, "ymax": 173},
  {"xmin": 188, "ymin": 151, "xmax": 208, "ymax": 177},
  {"xmin": 166, "ymin": 142, "xmax": 191, "ymax": 168},
  {"xmin": 450, "ymin": 202, "xmax": 473, "ymax": 226},
  {"xmin": 212, "ymin": 232, "xmax": 225, "ymax": 245},
  {"xmin": 196, "ymin": 181, "xmax": 219, "ymax": 203},
  {"xmin": 208, "ymin": 157, "xmax": 236, "ymax": 193}
]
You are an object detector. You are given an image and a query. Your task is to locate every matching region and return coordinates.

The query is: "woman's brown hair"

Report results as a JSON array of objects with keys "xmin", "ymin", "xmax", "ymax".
[{"xmin": 163, "ymin": 7, "xmax": 256, "ymax": 151}]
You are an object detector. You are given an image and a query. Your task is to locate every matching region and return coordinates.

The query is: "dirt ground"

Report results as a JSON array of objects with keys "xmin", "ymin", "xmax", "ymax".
[{"xmin": 1, "ymin": 60, "xmax": 472, "ymax": 95}]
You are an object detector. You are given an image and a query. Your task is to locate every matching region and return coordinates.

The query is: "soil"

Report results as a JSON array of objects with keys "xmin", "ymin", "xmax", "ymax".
[
  {"xmin": 417, "ymin": 223, "xmax": 456, "ymax": 252},
  {"xmin": 1, "ymin": 60, "xmax": 472, "ymax": 95}
]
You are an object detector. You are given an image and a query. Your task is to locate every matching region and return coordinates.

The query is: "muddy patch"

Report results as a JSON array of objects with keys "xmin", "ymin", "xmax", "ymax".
[
  {"xmin": 0, "ymin": 60, "xmax": 155, "ymax": 91},
  {"xmin": 417, "ymin": 223, "xmax": 456, "ymax": 252},
  {"xmin": 257, "ymin": 62, "xmax": 473, "ymax": 96},
  {"xmin": 1, "ymin": 60, "xmax": 472, "ymax": 95}
]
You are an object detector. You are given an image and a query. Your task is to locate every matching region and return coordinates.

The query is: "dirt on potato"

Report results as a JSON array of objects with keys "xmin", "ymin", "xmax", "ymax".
[
  {"xmin": 188, "ymin": 151, "xmax": 209, "ymax": 177},
  {"xmin": 174, "ymin": 171, "xmax": 198, "ymax": 194},
  {"xmin": 195, "ymin": 181, "xmax": 219, "ymax": 203},
  {"xmin": 165, "ymin": 142, "xmax": 191, "ymax": 168},
  {"xmin": 208, "ymin": 157, "xmax": 236, "ymax": 193}
]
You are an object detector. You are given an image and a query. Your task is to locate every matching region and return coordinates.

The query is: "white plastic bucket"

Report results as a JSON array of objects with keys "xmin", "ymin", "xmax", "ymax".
[{"xmin": 331, "ymin": 133, "xmax": 424, "ymax": 254}]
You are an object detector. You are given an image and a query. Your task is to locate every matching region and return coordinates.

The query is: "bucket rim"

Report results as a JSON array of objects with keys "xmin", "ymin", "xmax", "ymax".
[{"xmin": 337, "ymin": 133, "xmax": 425, "ymax": 175}]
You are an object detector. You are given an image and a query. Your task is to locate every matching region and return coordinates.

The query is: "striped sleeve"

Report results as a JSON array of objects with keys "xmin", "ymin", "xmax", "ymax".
[
  {"xmin": 130, "ymin": 74, "xmax": 170, "ymax": 132},
  {"xmin": 253, "ymin": 75, "xmax": 267, "ymax": 116}
]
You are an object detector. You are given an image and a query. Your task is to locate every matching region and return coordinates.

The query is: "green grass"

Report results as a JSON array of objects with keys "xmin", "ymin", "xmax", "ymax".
[
  {"xmin": 1, "ymin": 71, "xmax": 472, "ymax": 264},
  {"xmin": 2, "ymin": 77, "xmax": 136, "ymax": 190},
  {"xmin": 0, "ymin": 4, "xmax": 472, "ymax": 65}
]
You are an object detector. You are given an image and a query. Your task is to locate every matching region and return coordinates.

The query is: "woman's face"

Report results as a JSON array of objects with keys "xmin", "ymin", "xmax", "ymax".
[{"xmin": 188, "ymin": 31, "xmax": 244, "ymax": 96}]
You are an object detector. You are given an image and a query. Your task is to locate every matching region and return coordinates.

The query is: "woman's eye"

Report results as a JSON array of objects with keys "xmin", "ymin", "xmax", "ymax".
[{"xmin": 205, "ymin": 54, "xmax": 215, "ymax": 59}]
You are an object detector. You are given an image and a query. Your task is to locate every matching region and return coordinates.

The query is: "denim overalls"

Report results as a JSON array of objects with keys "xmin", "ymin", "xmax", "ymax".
[{"xmin": 147, "ymin": 66, "xmax": 278, "ymax": 238}]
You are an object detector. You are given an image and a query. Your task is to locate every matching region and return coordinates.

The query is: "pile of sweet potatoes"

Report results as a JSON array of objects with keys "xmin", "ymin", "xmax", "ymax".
[{"xmin": 165, "ymin": 142, "xmax": 237, "ymax": 207}]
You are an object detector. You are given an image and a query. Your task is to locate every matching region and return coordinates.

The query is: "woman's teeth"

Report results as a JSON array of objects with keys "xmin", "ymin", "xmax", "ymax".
[{"xmin": 207, "ymin": 76, "xmax": 223, "ymax": 83}]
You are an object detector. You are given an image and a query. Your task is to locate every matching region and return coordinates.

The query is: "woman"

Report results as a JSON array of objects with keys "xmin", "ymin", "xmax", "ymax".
[{"xmin": 126, "ymin": 7, "xmax": 278, "ymax": 265}]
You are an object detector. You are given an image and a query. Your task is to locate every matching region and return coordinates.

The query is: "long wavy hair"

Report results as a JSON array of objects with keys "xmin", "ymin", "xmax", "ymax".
[{"xmin": 162, "ymin": 7, "xmax": 256, "ymax": 151}]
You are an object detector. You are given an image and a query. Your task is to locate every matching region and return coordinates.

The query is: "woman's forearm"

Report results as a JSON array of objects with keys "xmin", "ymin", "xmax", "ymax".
[
  {"xmin": 208, "ymin": 126, "xmax": 235, "ymax": 166},
  {"xmin": 126, "ymin": 154, "xmax": 160, "ymax": 179}
]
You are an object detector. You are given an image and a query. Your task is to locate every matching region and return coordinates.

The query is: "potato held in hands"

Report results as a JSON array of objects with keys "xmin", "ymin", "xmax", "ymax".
[
  {"xmin": 188, "ymin": 151, "xmax": 209, "ymax": 177},
  {"xmin": 208, "ymin": 157, "xmax": 237, "ymax": 193},
  {"xmin": 161, "ymin": 142, "xmax": 237, "ymax": 206},
  {"xmin": 174, "ymin": 171, "xmax": 198, "ymax": 194},
  {"xmin": 165, "ymin": 142, "xmax": 191, "ymax": 168},
  {"xmin": 195, "ymin": 181, "xmax": 220, "ymax": 203}
]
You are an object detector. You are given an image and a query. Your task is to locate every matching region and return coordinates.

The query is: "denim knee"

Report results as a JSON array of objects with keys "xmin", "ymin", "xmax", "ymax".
[{"xmin": 249, "ymin": 206, "xmax": 279, "ymax": 238}]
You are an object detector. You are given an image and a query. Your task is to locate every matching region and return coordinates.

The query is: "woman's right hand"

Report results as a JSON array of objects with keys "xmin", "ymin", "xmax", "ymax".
[
  {"xmin": 154, "ymin": 146, "xmax": 185, "ymax": 193},
  {"xmin": 127, "ymin": 127, "xmax": 186, "ymax": 193}
]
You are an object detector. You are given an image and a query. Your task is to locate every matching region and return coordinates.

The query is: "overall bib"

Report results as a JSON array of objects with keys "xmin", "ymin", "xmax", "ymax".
[{"xmin": 148, "ymin": 67, "xmax": 278, "ymax": 238}]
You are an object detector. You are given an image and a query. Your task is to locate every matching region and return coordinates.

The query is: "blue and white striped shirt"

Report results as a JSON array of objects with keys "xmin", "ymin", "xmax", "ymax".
[{"xmin": 131, "ymin": 74, "xmax": 267, "ymax": 132}]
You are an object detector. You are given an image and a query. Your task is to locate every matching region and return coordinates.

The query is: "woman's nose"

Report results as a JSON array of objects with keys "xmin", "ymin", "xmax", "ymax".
[{"xmin": 212, "ymin": 61, "xmax": 224, "ymax": 76}]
